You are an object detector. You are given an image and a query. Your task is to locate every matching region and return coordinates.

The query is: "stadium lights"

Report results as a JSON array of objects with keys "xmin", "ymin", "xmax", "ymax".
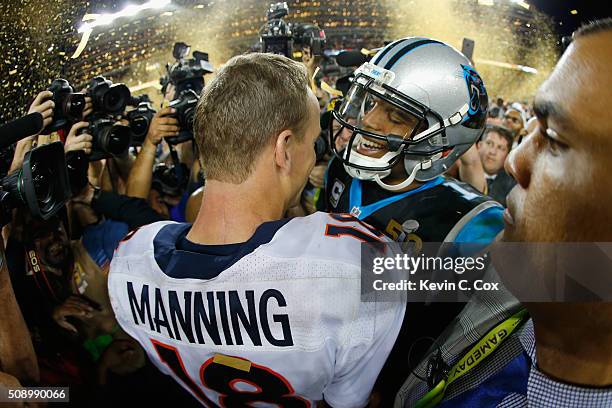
[
  {"xmin": 509, "ymin": 0, "xmax": 529, "ymax": 9},
  {"xmin": 72, "ymin": 0, "xmax": 171, "ymax": 59},
  {"xmin": 476, "ymin": 58, "xmax": 538, "ymax": 74},
  {"xmin": 77, "ymin": 0, "xmax": 171, "ymax": 33},
  {"xmin": 479, "ymin": 0, "xmax": 529, "ymax": 9}
]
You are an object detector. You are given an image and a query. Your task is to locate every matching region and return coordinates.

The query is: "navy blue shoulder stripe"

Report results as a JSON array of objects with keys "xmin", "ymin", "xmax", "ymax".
[
  {"xmin": 384, "ymin": 39, "xmax": 445, "ymax": 69},
  {"xmin": 153, "ymin": 219, "xmax": 291, "ymax": 280},
  {"xmin": 372, "ymin": 38, "xmax": 408, "ymax": 65}
]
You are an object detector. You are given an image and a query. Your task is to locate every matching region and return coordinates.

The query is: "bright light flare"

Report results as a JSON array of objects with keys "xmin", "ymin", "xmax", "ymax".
[
  {"xmin": 78, "ymin": 0, "xmax": 171, "ymax": 33},
  {"xmin": 477, "ymin": 58, "xmax": 538, "ymax": 74}
]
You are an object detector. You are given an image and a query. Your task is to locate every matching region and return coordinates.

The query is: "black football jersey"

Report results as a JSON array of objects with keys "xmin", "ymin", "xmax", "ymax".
[
  {"xmin": 323, "ymin": 157, "xmax": 505, "ymax": 403},
  {"xmin": 324, "ymin": 156, "xmax": 503, "ymax": 243}
]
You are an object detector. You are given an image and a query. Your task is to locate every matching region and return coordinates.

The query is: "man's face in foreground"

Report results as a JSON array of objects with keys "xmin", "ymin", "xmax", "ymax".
[{"xmin": 503, "ymin": 31, "xmax": 612, "ymax": 243}]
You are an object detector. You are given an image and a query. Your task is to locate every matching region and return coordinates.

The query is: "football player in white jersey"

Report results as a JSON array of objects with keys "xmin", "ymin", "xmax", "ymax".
[{"xmin": 109, "ymin": 52, "xmax": 406, "ymax": 407}]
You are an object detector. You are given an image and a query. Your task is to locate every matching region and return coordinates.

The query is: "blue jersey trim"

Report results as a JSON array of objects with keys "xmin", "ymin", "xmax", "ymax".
[
  {"xmin": 153, "ymin": 219, "xmax": 291, "ymax": 279},
  {"xmin": 82, "ymin": 219, "xmax": 129, "ymax": 267},
  {"xmin": 455, "ymin": 206, "xmax": 504, "ymax": 244},
  {"xmin": 348, "ymin": 176, "xmax": 445, "ymax": 220}
]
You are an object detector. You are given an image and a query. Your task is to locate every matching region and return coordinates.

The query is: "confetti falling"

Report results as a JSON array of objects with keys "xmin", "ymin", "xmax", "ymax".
[
  {"xmin": 0, "ymin": 0, "xmax": 558, "ymax": 124},
  {"xmin": 384, "ymin": 0, "xmax": 558, "ymax": 101}
]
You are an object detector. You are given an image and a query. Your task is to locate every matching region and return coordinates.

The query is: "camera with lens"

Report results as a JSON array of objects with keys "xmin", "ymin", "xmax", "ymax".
[
  {"xmin": 78, "ymin": 116, "xmax": 131, "ymax": 161},
  {"xmin": 129, "ymin": 93, "xmax": 151, "ymax": 106},
  {"xmin": 44, "ymin": 79, "xmax": 86, "ymax": 133},
  {"xmin": 294, "ymin": 23, "xmax": 327, "ymax": 56},
  {"xmin": 151, "ymin": 162, "xmax": 189, "ymax": 198},
  {"xmin": 259, "ymin": 2, "xmax": 326, "ymax": 58},
  {"xmin": 160, "ymin": 42, "xmax": 214, "ymax": 97},
  {"xmin": 126, "ymin": 101, "xmax": 157, "ymax": 146},
  {"xmin": 87, "ymin": 76, "xmax": 131, "ymax": 115},
  {"xmin": 165, "ymin": 89, "xmax": 199, "ymax": 145},
  {"xmin": 0, "ymin": 142, "xmax": 70, "ymax": 225}
]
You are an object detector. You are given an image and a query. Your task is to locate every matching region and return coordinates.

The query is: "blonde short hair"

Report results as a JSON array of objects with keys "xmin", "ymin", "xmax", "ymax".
[{"xmin": 194, "ymin": 53, "xmax": 310, "ymax": 183}]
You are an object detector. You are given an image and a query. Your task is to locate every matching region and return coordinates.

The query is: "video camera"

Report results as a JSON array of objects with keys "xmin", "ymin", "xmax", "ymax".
[
  {"xmin": 0, "ymin": 113, "xmax": 70, "ymax": 225},
  {"xmin": 259, "ymin": 2, "xmax": 326, "ymax": 58},
  {"xmin": 161, "ymin": 42, "xmax": 214, "ymax": 97}
]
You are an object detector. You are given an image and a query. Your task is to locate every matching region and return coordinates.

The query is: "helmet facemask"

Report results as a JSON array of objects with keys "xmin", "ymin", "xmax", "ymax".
[{"xmin": 330, "ymin": 62, "xmax": 470, "ymax": 191}]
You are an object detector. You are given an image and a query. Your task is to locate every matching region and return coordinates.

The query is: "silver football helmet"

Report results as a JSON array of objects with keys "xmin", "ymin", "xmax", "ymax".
[{"xmin": 331, "ymin": 37, "xmax": 488, "ymax": 191}]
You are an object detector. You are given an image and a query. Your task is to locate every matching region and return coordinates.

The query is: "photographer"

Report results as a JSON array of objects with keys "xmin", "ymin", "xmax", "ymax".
[
  {"xmin": 125, "ymin": 107, "xmax": 179, "ymax": 205},
  {"xmin": 63, "ymin": 121, "xmax": 163, "ymax": 264},
  {"xmin": 8, "ymin": 91, "xmax": 55, "ymax": 174},
  {"xmin": 0, "ymin": 87, "xmax": 152, "ymax": 396}
]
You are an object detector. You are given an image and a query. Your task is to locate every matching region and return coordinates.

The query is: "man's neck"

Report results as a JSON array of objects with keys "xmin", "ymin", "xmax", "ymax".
[
  {"xmin": 186, "ymin": 179, "xmax": 285, "ymax": 245},
  {"xmin": 533, "ymin": 314, "xmax": 612, "ymax": 387}
]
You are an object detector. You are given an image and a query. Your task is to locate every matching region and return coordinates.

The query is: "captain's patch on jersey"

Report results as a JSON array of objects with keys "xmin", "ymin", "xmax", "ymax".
[{"xmin": 330, "ymin": 179, "xmax": 345, "ymax": 208}]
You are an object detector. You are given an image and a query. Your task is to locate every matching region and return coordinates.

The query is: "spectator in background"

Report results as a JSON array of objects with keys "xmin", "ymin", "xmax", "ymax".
[
  {"xmin": 477, "ymin": 125, "xmax": 516, "ymax": 206},
  {"xmin": 503, "ymin": 102, "xmax": 527, "ymax": 146},
  {"xmin": 488, "ymin": 96, "xmax": 505, "ymax": 119}
]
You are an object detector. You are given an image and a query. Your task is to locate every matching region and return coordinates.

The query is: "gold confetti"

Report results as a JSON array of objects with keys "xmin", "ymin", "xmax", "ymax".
[{"xmin": 0, "ymin": 0, "xmax": 558, "ymax": 124}]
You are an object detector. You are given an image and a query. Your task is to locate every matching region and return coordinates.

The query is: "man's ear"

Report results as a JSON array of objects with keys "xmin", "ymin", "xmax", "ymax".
[
  {"xmin": 477, "ymin": 140, "xmax": 483, "ymax": 150},
  {"xmin": 274, "ymin": 129, "xmax": 294, "ymax": 173}
]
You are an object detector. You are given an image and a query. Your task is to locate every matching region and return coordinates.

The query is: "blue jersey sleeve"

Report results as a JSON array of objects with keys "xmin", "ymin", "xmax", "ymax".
[{"xmin": 455, "ymin": 205, "xmax": 505, "ymax": 244}]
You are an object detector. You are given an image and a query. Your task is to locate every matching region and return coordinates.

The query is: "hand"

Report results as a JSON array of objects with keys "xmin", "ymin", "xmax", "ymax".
[
  {"xmin": 27, "ymin": 90, "xmax": 55, "ymax": 131},
  {"xmin": 302, "ymin": 46, "xmax": 316, "ymax": 72},
  {"xmin": 146, "ymin": 107, "xmax": 179, "ymax": 146},
  {"xmin": 52, "ymin": 295, "xmax": 95, "ymax": 334},
  {"xmin": 71, "ymin": 183, "xmax": 95, "ymax": 206},
  {"xmin": 83, "ymin": 96, "xmax": 93, "ymax": 119},
  {"xmin": 65, "ymin": 121, "xmax": 92, "ymax": 154},
  {"xmin": 97, "ymin": 338, "xmax": 145, "ymax": 384}
]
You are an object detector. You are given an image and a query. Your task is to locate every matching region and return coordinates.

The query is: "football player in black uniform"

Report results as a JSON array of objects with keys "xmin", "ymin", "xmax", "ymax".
[{"xmin": 322, "ymin": 37, "xmax": 506, "ymax": 402}]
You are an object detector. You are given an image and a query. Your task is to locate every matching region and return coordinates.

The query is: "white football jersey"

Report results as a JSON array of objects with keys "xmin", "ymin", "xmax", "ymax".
[{"xmin": 109, "ymin": 212, "xmax": 405, "ymax": 407}]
